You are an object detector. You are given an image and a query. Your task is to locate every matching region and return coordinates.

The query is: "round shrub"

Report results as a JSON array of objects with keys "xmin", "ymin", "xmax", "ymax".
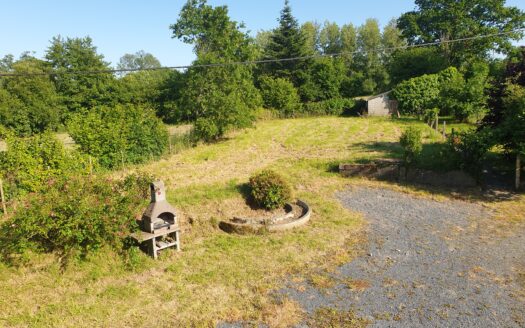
[
  {"xmin": 259, "ymin": 76, "xmax": 301, "ymax": 118},
  {"xmin": 0, "ymin": 173, "xmax": 152, "ymax": 264},
  {"xmin": 193, "ymin": 117, "xmax": 220, "ymax": 142},
  {"xmin": 248, "ymin": 170, "xmax": 292, "ymax": 210}
]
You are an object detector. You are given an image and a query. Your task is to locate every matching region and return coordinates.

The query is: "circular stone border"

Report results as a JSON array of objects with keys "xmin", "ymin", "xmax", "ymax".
[{"xmin": 219, "ymin": 200, "xmax": 311, "ymax": 234}]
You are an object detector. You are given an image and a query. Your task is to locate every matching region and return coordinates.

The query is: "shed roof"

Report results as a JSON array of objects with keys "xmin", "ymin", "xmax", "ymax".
[{"xmin": 366, "ymin": 90, "xmax": 392, "ymax": 101}]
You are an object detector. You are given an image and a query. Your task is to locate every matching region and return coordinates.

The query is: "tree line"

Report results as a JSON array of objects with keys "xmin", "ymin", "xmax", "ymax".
[{"xmin": 0, "ymin": 0, "xmax": 524, "ymax": 176}]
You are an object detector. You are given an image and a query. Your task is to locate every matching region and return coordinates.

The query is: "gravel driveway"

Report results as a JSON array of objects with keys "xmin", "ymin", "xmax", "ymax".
[{"xmin": 281, "ymin": 187, "xmax": 525, "ymax": 327}]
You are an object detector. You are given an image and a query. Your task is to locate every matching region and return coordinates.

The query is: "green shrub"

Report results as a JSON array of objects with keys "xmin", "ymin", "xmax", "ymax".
[
  {"xmin": 0, "ymin": 129, "xmax": 92, "ymax": 198},
  {"xmin": 303, "ymin": 98, "xmax": 356, "ymax": 116},
  {"xmin": 393, "ymin": 74, "xmax": 440, "ymax": 118},
  {"xmin": 67, "ymin": 104, "xmax": 168, "ymax": 168},
  {"xmin": 259, "ymin": 76, "xmax": 301, "ymax": 117},
  {"xmin": 248, "ymin": 170, "xmax": 292, "ymax": 210},
  {"xmin": 446, "ymin": 129, "xmax": 492, "ymax": 181},
  {"xmin": 0, "ymin": 173, "xmax": 152, "ymax": 264},
  {"xmin": 399, "ymin": 127, "xmax": 423, "ymax": 170},
  {"xmin": 193, "ymin": 117, "xmax": 220, "ymax": 142}
]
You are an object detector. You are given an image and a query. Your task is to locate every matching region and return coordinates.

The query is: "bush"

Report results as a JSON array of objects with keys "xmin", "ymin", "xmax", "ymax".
[
  {"xmin": 259, "ymin": 76, "xmax": 301, "ymax": 117},
  {"xmin": 393, "ymin": 74, "xmax": 440, "ymax": 118},
  {"xmin": 67, "ymin": 104, "xmax": 168, "ymax": 168},
  {"xmin": 0, "ymin": 129, "xmax": 92, "ymax": 198},
  {"xmin": 446, "ymin": 130, "xmax": 492, "ymax": 181},
  {"xmin": 248, "ymin": 170, "xmax": 292, "ymax": 210},
  {"xmin": 0, "ymin": 173, "xmax": 152, "ymax": 264},
  {"xmin": 399, "ymin": 127, "xmax": 423, "ymax": 169},
  {"xmin": 193, "ymin": 117, "xmax": 220, "ymax": 142},
  {"xmin": 303, "ymin": 98, "xmax": 356, "ymax": 116}
]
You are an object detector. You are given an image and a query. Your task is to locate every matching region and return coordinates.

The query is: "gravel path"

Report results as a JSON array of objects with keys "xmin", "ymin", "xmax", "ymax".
[{"xmin": 281, "ymin": 187, "xmax": 525, "ymax": 327}]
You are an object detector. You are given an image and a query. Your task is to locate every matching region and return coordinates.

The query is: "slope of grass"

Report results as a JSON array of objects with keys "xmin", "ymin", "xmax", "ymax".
[{"xmin": 0, "ymin": 116, "xmax": 519, "ymax": 327}]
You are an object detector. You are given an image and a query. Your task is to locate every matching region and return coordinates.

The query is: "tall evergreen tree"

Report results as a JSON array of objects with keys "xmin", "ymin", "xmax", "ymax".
[{"xmin": 263, "ymin": 0, "xmax": 311, "ymax": 85}]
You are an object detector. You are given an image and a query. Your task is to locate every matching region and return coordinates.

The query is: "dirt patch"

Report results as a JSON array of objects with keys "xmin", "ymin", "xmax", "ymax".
[{"xmin": 280, "ymin": 187, "xmax": 525, "ymax": 327}]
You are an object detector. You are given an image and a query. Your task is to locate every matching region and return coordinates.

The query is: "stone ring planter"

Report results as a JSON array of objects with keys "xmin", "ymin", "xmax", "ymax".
[{"xmin": 219, "ymin": 200, "xmax": 311, "ymax": 234}]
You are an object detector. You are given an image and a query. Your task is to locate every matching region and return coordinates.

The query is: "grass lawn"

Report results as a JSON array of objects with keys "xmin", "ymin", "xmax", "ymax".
[{"xmin": 0, "ymin": 116, "xmax": 522, "ymax": 327}]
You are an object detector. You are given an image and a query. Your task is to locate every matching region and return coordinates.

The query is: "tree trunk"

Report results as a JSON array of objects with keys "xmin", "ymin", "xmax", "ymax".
[{"xmin": 516, "ymin": 153, "xmax": 521, "ymax": 191}]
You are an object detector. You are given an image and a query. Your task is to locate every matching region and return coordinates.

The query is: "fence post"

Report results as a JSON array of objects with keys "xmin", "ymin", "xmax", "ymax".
[
  {"xmin": 88, "ymin": 156, "xmax": 93, "ymax": 175},
  {"xmin": 443, "ymin": 121, "xmax": 446, "ymax": 138},
  {"xmin": 0, "ymin": 178, "xmax": 7, "ymax": 216},
  {"xmin": 121, "ymin": 150, "xmax": 125, "ymax": 168},
  {"xmin": 516, "ymin": 153, "xmax": 521, "ymax": 191},
  {"xmin": 169, "ymin": 136, "xmax": 173, "ymax": 155}
]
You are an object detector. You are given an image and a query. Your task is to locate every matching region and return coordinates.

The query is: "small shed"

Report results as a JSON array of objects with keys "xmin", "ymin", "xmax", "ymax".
[{"xmin": 366, "ymin": 91, "xmax": 398, "ymax": 117}]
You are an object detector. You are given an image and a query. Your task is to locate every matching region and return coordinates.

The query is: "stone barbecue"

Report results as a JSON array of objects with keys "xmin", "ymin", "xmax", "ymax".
[{"xmin": 132, "ymin": 181, "xmax": 181, "ymax": 259}]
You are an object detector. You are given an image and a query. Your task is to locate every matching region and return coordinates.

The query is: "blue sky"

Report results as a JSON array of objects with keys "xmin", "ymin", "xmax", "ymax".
[{"xmin": 1, "ymin": 0, "xmax": 524, "ymax": 67}]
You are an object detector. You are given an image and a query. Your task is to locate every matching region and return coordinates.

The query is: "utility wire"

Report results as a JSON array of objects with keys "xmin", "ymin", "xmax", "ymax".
[{"xmin": 0, "ymin": 28, "xmax": 524, "ymax": 78}]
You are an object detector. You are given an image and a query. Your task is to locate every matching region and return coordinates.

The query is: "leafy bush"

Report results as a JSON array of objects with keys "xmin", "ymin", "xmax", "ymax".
[
  {"xmin": 0, "ymin": 129, "xmax": 91, "ymax": 198},
  {"xmin": 248, "ymin": 170, "xmax": 292, "ymax": 210},
  {"xmin": 67, "ymin": 104, "xmax": 168, "ymax": 168},
  {"xmin": 0, "ymin": 173, "xmax": 152, "ymax": 264},
  {"xmin": 399, "ymin": 127, "xmax": 423, "ymax": 170},
  {"xmin": 393, "ymin": 74, "xmax": 440, "ymax": 118},
  {"xmin": 259, "ymin": 76, "xmax": 301, "ymax": 117},
  {"xmin": 193, "ymin": 117, "xmax": 220, "ymax": 142},
  {"xmin": 446, "ymin": 130, "xmax": 492, "ymax": 181},
  {"xmin": 438, "ymin": 65, "xmax": 489, "ymax": 123},
  {"xmin": 303, "ymin": 98, "xmax": 357, "ymax": 116}
]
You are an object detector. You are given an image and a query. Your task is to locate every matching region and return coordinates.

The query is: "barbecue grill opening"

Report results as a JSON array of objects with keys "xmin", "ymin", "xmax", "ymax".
[{"xmin": 153, "ymin": 212, "xmax": 176, "ymax": 230}]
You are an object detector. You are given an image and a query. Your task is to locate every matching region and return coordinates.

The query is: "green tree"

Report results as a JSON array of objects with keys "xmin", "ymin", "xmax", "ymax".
[
  {"xmin": 45, "ymin": 36, "xmax": 119, "ymax": 116},
  {"xmin": 263, "ymin": 0, "xmax": 311, "ymax": 86},
  {"xmin": 398, "ymin": 0, "xmax": 525, "ymax": 65},
  {"xmin": 0, "ymin": 56, "xmax": 62, "ymax": 136},
  {"xmin": 389, "ymin": 47, "xmax": 448, "ymax": 85},
  {"xmin": 340, "ymin": 23, "xmax": 357, "ymax": 66},
  {"xmin": 171, "ymin": 0, "xmax": 261, "ymax": 140},
  {"xmin": 381, "ymin": 19, "xmax": 407, "ymax": 67},
  {"xmin": 117, "ymin": 50, "xmax": 161, "ymax": 72},
  {"xmin": 301, "ymin": 22, "xmax": 320, "ymax": 54},
  {"xmin": 439, "ymin": 64, "xmax": 489, "ymax": 122},
  {"xmin": 500, "ymin": 84, "xmax": 525, "ymax": 189},
  {"xmin": 355, "ymin": 19, "xmax": 389, "ymax": 94},
  {"xmin": 300, "ymin": 57, "xmax": 346, "ymax": 102},
  {"xmin": 319, "ymin": 21, "xmax": 342, "ymax": 54}
]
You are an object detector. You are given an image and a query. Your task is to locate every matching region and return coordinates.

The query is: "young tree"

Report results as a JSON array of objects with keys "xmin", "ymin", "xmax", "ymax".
[
  {"xmin": 398, "ymin": 0, "xmax": 525, "ymax": 66},
  {"xmin": 263, "ymin": 0, "xmax": 312, "ymax": 86},
  {"xmin": 171, "ymin": 0, "xmax": 261, "ymax": 140}
]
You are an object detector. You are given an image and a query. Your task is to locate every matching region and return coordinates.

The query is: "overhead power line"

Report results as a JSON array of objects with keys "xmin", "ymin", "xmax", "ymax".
[{"xmin": 0, "ymin": 28, "xmax": 524, "ymax": 78}]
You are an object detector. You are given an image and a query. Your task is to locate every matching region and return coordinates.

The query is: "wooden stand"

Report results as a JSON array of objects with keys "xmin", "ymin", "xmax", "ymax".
[{"xmin": 131, "ymin": 227, "xmax": 181, "ymax": 259}]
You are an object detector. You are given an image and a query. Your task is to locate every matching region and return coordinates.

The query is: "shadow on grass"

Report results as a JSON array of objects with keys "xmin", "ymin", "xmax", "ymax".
[
  {"xmin": 235, "ymin": 182, "xmax": 261, "ymax": 210},
  {"xmin": 334, "ymin": 141, "xmax": 520, "ymax": 202}
]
